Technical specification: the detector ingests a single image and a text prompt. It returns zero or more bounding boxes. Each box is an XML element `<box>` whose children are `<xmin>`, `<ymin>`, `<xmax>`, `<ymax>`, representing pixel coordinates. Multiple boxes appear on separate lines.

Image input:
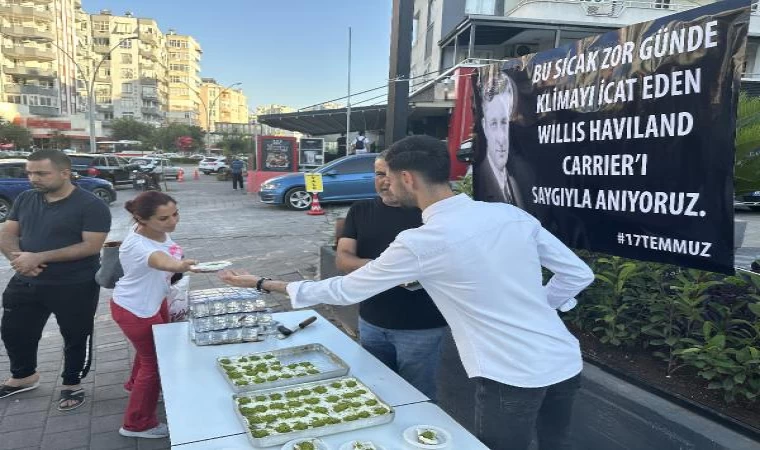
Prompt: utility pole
<box><xmin>386</xmin><ymin>0</ymin><xmax>414</xmax><ymax>144</ymax></box>
<box><xmin>346</xmin><ymin>27</ymin><xmax>352</xmax><ymax>144</ymax></box>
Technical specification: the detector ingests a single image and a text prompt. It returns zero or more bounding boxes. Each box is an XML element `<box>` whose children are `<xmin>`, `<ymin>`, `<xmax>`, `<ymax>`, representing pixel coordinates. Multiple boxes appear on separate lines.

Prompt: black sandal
<box><xmin>0</xmin><ymin>381</ymin><xmax>39</xmax><ymax>399</ymax></box>
<box><xmin>57</xmin><ymin>388</ymin><xmax>85</xmax><ymax>411</ymax></box>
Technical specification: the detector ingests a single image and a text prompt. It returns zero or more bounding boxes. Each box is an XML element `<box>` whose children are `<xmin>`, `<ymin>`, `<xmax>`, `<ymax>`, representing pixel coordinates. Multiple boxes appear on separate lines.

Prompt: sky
<box><xmin>83</xmin><ymin>0</ymin><xmax>394</xmax><ymax>111</ymax></box>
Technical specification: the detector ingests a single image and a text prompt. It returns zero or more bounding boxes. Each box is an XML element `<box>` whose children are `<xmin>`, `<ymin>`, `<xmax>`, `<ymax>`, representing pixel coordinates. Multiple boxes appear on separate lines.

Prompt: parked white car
<box><xmin>129</xmin><ymin>157</ymin><xmax>182</xmax><ymax>179</ymax></box>
<box><xmin>198</xmin><ymin>156</ymin><xmax>229</xmax><ymax>174</ymax></box>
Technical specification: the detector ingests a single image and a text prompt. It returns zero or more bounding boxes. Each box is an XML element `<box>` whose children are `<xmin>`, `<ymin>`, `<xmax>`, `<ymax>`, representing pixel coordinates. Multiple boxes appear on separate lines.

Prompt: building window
<box><xmin>99</xmin><ymin>67</ymin><xmax>111</xmax><ymax>77</ymax></box>
<box><xmin>122</xmin><ymin>112</ymin><xmax>134</xmax><ymax>118</ymax></box>
<box><xmin>93</xmin><ymin>37</ymin><xmax>109</xmax><ymax>46</ymax></box>
<box><xmin>654</xmin><ymin>0</ymin><xmax>671</xmax><ymax>9</ymax></box>
<box><xmin>119</xmin><ymin>39</ymin><xmax>132</xmax><ymax>49</ymax></box>
<box><xmin>121</xmin><ymin>53</ymin><xmax>132</xmax><ymax>64</ymax></box>
<box><xmin>94</xmin><ymin>21</ymin><xmax>109</xmax><ymax>32</ymax></box>
<box><xmin>465</xmin><ymin>0</ymin><xmax>496</xmax><ymax>15</ymax></box>
<box><xmin>412</xmin><ymin>12</ymin><xmax>420</xmax><ymax>47</ymax></box>
<box><xmin>6</xmin><ymin>95</ymin><xmax>21</xmax><ymax>104</ymax></box>
<box><xmin>103</xmin><ymin>111</ymin><xmax>114</xmax><ymax>120</ymax></box>
<box><xmin>122</xmin><ymin>82</ymin><xmax>133</xmax><ymax>94</ymax></box>
<box><xmin>121</xmin><ymin>68</ymin><xmax>134</xmax><ymax>79</ymax></box>
<box><xmin>114</xmin><ymin>23</ymin><xmax>131</xmax><ymax>34</ymax></box>
<box><xmin>121</xmin><ymin>98</ymin><xmax>135</xmax><ymax>109</ymax></box>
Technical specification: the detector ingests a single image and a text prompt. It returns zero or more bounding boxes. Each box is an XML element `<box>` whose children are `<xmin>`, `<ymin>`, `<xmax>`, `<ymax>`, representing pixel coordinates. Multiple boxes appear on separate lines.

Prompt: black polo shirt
<box><xmin>8</xmin><ymin>187</ymin><xmax>111</xmax><ymax>285</ymax></box>
<box><xmin>341</xmin><ymin>198</ymin><xmax>446</xmax><ymax>330</ymax></box>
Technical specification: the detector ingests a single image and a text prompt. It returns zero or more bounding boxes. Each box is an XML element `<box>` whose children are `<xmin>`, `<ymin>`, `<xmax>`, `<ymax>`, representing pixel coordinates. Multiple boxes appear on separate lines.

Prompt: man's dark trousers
<box><xmin>1</xmin><ymin>277</ymin><xmax>99</xmax><ymax>385</ymax></box>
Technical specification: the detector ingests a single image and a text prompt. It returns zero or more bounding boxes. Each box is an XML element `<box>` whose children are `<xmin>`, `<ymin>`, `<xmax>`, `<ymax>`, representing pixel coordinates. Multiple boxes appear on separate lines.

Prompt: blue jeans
<box><xmin>358</xmin><ymin>318</ymin><xmax>446</xmax><ymax>401</ymax></box>
<box><xmin>474</xmin><ymin>374</ymin><xmax>581</xmax><ymax>450</ymax></box>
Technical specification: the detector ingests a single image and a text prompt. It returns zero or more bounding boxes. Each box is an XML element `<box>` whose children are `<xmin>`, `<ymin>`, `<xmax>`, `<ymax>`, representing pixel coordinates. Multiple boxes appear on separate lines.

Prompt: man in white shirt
<box><xmin>351</xmin><ymin>131</ymin><xmax>370</xmax><ymax>154</ymax></box>
<box><xmin>220</xmin><ymin>135</ymin><xmax>595</xmax><ymax>450</ymax></box>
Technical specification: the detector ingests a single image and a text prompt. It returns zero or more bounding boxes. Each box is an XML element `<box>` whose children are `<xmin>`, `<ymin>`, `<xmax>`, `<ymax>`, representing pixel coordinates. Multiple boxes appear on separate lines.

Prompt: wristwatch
<box><xmin>256</xmin><ymin>277</ymin><xmax>272</xmax><ymax>293</ymax></box>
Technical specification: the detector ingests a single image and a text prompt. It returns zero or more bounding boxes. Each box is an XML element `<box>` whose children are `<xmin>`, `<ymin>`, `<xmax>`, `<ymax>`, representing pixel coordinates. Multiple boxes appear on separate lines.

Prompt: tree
<box><xmin>0</xmin><ymin>120</ymin><xmax>32</xmax><ymax>149</ymax></box>
<box><xmin>218</xmin><ymin>133</ymin><xmax>252</xmax><ymax>155</ymax></box>
<box><xmin>734</xmin><ymin>93</ymin><xmax>760</xmax><ymax>195</ymax></box>
<box><xmin>109</xmin><ymin>118</ymin><xmax>155</xmax><ymax>143</ymax></box>
<box><xmin>150</xmin><ymin>123</ymin><xmax>205</xmax><ymax>152</ymax></box>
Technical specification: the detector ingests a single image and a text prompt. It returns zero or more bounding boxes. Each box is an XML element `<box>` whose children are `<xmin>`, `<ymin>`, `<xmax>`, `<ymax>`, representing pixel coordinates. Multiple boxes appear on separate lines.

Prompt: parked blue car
<box><xmin>259</xmin><ymin>154</ymin><xmax>377</xmax><ymax>210</ymax></box>
<box><xmin>0</xmin><ymin>159</ymin><xmax>117</xmax><ymax>222</ymax></box>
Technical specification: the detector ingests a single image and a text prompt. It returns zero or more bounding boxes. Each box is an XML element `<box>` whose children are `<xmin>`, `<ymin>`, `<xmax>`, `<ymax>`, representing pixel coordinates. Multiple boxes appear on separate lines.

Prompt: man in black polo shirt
<box><xmin>0</xmin><ymin>150</ymin><xmax>111</xmax><ymax>412</ymax></box>
<box><xmin>337</xmin><ymin>151</ymin><xmax>447</xmax><ymax>401</ymax></box>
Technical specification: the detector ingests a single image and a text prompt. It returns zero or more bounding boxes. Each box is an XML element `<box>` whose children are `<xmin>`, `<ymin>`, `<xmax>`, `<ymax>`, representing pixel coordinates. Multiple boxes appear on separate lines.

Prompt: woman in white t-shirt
<box><xmin>111</xmin><ymin>191</ymin><xmax>198</xmax><ymax>439</ymax></box>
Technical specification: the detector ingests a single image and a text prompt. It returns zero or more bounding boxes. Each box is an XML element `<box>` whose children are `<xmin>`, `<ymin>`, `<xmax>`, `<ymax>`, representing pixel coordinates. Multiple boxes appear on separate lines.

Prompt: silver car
<box><xmin>129</xmin><ymin>157</ymin><xmax>181</xmax><ymax>179</ymax></box>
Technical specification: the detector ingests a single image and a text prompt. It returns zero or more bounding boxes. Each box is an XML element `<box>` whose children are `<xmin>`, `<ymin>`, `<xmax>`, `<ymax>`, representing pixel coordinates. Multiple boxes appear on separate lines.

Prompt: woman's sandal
<box><xmin>57</xmin><ymin>388</ymin><xmax>86</xmax><ymax>411</ymax></box>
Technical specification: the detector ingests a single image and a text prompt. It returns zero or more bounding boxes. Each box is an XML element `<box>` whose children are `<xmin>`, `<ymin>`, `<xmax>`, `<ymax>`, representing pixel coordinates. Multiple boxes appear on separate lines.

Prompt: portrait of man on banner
<box><xmin>474</xmin><ymin>64</ymin><xmax>521</xmax><ymax>206</ymax></box>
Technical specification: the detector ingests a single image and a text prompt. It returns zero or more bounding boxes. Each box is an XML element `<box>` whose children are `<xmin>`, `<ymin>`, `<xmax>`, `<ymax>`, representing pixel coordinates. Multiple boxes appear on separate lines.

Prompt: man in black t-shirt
<box><xmin>337</xmin><ymin>151</ymin><xmax>447</xmax><ymax>401</ymax></box>
<box><xmin>0</xmin><ymin>150</ymin><xmax>111</xmax><ymax>412</ymax></box>
<box><xmin>336</xmin><ymin>133</ymin><xmax>347</xmax><ymax>158</ymax></box>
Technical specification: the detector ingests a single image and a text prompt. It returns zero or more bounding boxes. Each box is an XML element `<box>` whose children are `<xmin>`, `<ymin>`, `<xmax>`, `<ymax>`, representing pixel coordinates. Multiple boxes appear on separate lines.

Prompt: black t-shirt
<box><xmin>337</xmin><ymin>136</ymin><xmax>347</xmax><ymax>157</ymax></box>
<box><xmin>341</xmin><ymin>198</ymin><xmax>446</xmax><ymax>330</ymax></box>
<box><xmin>8</xmin><ymin>187</ymin><xmax>112</xmax><ymax>285</ymax></box>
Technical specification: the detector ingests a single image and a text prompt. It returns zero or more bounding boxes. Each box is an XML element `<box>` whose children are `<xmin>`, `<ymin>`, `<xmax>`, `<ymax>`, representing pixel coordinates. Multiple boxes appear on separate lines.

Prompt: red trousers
<box><xmin>110</xmin><ymin>299</ymin><xmax>168</xmax><ymax>431</ymax></box>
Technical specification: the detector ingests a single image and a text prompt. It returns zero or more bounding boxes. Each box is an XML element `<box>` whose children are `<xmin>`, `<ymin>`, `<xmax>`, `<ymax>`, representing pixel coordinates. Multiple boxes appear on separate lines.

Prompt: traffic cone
<box><xmin>177</xmin><ymin>168</ymin><xmax>185</xmax><ymax>182</ymax></box>
<box><xmin>307</xmin><ymin>193</ymin><xmax>325</xmax><ymax>215</ymax></box>
<box><xmin>193</xmin><ymin>169</ymin><xmax>200</xmax><ymax>180</ymax></box>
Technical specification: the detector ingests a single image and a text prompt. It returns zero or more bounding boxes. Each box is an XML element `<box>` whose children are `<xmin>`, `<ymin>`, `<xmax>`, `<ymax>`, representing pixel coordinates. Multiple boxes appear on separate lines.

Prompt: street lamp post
<box><xmin>36</xmin><ymin>35</ymin><xmax>138</xmax><ymax>152</ymax></box>
<box><xmin>206</xmin><ymin>82</ymin><xmax>242</xmax><ymax>146</ymax></box>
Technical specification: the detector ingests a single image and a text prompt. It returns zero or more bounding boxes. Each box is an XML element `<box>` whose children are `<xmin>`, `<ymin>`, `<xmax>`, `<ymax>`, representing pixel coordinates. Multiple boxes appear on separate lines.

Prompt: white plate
<box><xmin>338</xmin><ymin>440</ymin><xmax>386</xmax><ymax>450</ymax></box>
<box><xmin>281</xmin><ymin>438</ymin><xmax>330</xmax><ymax>450</ymax></box>
<box><xmin>190</xmin><ymin>260</ymin><xmax>232</xmax><ymax>272</ymax></box>
<box><xmin>402</xmin><ymin>425</ymin><xmax>452</xmax><ymax>449</ymax></box>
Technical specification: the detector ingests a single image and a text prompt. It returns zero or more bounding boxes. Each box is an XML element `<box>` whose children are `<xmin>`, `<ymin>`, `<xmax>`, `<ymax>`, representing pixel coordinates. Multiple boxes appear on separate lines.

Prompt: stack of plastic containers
<box><xmin>187</xmin><ymin>287</ymin><xmax>279</xmax><ymax>345</ymax></box>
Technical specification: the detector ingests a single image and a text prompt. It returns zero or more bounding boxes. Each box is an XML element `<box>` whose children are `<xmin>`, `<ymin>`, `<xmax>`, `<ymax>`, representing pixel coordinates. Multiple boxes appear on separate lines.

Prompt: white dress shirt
<box><xmin>288</xmin><ymin>194</ymin><xmax>595</xmax><ymax>388</ymax></box>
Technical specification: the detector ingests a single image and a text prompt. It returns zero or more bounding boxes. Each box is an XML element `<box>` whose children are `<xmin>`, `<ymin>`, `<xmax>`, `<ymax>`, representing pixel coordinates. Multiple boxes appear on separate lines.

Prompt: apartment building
<box><xmin>410</xmin><ymin>0</ymin><xmax>760</xmax><ymax>99</ymax></box>
<box><xmin>79</xmin><ymin>10</ymin><xmax>166</xmax><ymax>128</ymax></box>
<box><xmin>254</xmin><ymin>104</ymin><xmax>301</xmax><ymax>137</ymax></box>
<box><xmin>200</xmin><ymin>77</ymin><xmax>248</xmax><ymax>132</ymax></box>
<box><xmin>0</xmin><ymin>0</ymin><xmax>79</xmax><ymax>118</ymax></box>
<box><xmin>166</xmin><ymin>30</ymin><xmax>202</xmax><ymax>126</ymax></box>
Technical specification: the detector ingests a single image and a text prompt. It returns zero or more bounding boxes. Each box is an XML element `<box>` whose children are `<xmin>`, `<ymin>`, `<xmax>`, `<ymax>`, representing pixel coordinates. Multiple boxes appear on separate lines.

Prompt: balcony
<box><xmin>96</xmin><ymin>104</ymin><xmax>113</xmax><ymax>111</ymax></box>
<box><xmin>141</xmin><ymin>106</ymin><xmax>161</xmax><ymax>116</ymax></box>
<box><xmin>0</xmin><ymin>5</ymin><xmax>53</xmax><ymax>21</ymax></box>
<box><xmin>2</xmin><ymin>45</ymin><xmax>55</xmax><ymax>61</ymax></box>
<box><xmin>2</xmin><ymin>65</ymin><xmax>56</xmax><ymax>79</ymax></box>
<box><xmin>3</xmin><ymin>84</ymin><xmax>57</xmax><ymax>97</ymax></box>
<box><xmin>0</xmin><ymin>25</ymin><xmax>54</xmax><ymax>41</ymax></box>
<box><xmin>93</xmin><ymin>44</ymin><xmax>111</xmax><ymax>54</ymax></box>
<box><xmin>139</xmin><ymin>32</ymin><xmax>158</xmax><ymax>45</ymax></box>
<box><xmin>503</xmin><ymin>0</ymin><xmax>698</xmax><ymax>25</ymax></box>
<box><xmin>28</xmin><ymin>105</ymin><xmax>59</xmax><ymax>116</ymax></box>
<box><xmin>141</xmin><ymin>90</ymin><xmax>158</xmax><ymax>99</ymax></box>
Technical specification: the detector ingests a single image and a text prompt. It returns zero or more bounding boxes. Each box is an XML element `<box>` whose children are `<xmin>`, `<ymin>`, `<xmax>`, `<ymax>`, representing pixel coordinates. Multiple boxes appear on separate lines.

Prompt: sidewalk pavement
<box><xmin>0</xmin><ymin>175</ymin><xmax>348</xmax><ymax>450</ymax></box>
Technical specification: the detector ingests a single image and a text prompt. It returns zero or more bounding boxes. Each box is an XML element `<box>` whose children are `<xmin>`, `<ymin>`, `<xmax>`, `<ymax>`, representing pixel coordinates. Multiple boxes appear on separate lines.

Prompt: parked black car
<box><xmin>69</xmin><ymin>153</ymin><xmax>139</xmax><ymax>186</ymax></box>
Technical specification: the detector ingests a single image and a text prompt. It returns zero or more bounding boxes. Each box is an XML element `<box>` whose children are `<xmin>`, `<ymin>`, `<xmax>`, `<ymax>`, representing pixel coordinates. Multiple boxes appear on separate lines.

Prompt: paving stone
<box><xmin>94</xmin><ymin>384</ymin><xmax>130</xmax><ymax>401</ymax></box>
<box><xmin>0</xmin><ymin>410</ymin><xmax>48</xmax><ymax>432</ymax></box>
<box><xmin>4</xmin><ymin>396</ymin><xmax>52</xmax><ymax>414</ymax></box>
<box><xmin>44</xmin><ymin>411</ymin><xmax>91</xmax><ymax>434</ymax></box>
<box><xmin>89</xmin><ymin>431</ymin><xmax>137</xmax><ymax>450</ymax></box>
<box><xmin>94</xmin><ymin>371</ymin><xmax>129</xmax><ymax>388</ymax></box>
<box><xmin>92</xmin><ymin>397</ymin><xmax>129</xmax><ymax>417</ymax></box>
<box><xmin>90</xmin><ymin>413</ymin><xmax>124</xmax><ymax>435</ymax></box>
<box><xmin>94</xmin><ymin>359</ymin><xmax>132</xmax><ymax>374</ymax></box>
<box><xmin>40</xmin><ymin>428</ymin><xmax>91</xmax><ymax>450</ymax></box>
<box><xmin>0</xmin><ymin>427</ymin><xmax>43</xmax><ymax>449</ymax></box>
<box><xmin>136</xmin><ymin>437</ymin><xmax>170</xmax><ymax>450</ymax></box>
<box><xmin>95</xmin><ymin>349</ymin><xmax>130</xmax><ymax>363</ymax></box>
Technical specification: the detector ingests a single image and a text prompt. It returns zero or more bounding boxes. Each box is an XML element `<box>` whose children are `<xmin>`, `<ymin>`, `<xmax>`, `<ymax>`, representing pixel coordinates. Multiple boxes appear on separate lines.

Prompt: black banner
<box><xmin>472</xmin><ymin>0</ymin><xmax>750</xmax><ymax>274</ymax></box>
